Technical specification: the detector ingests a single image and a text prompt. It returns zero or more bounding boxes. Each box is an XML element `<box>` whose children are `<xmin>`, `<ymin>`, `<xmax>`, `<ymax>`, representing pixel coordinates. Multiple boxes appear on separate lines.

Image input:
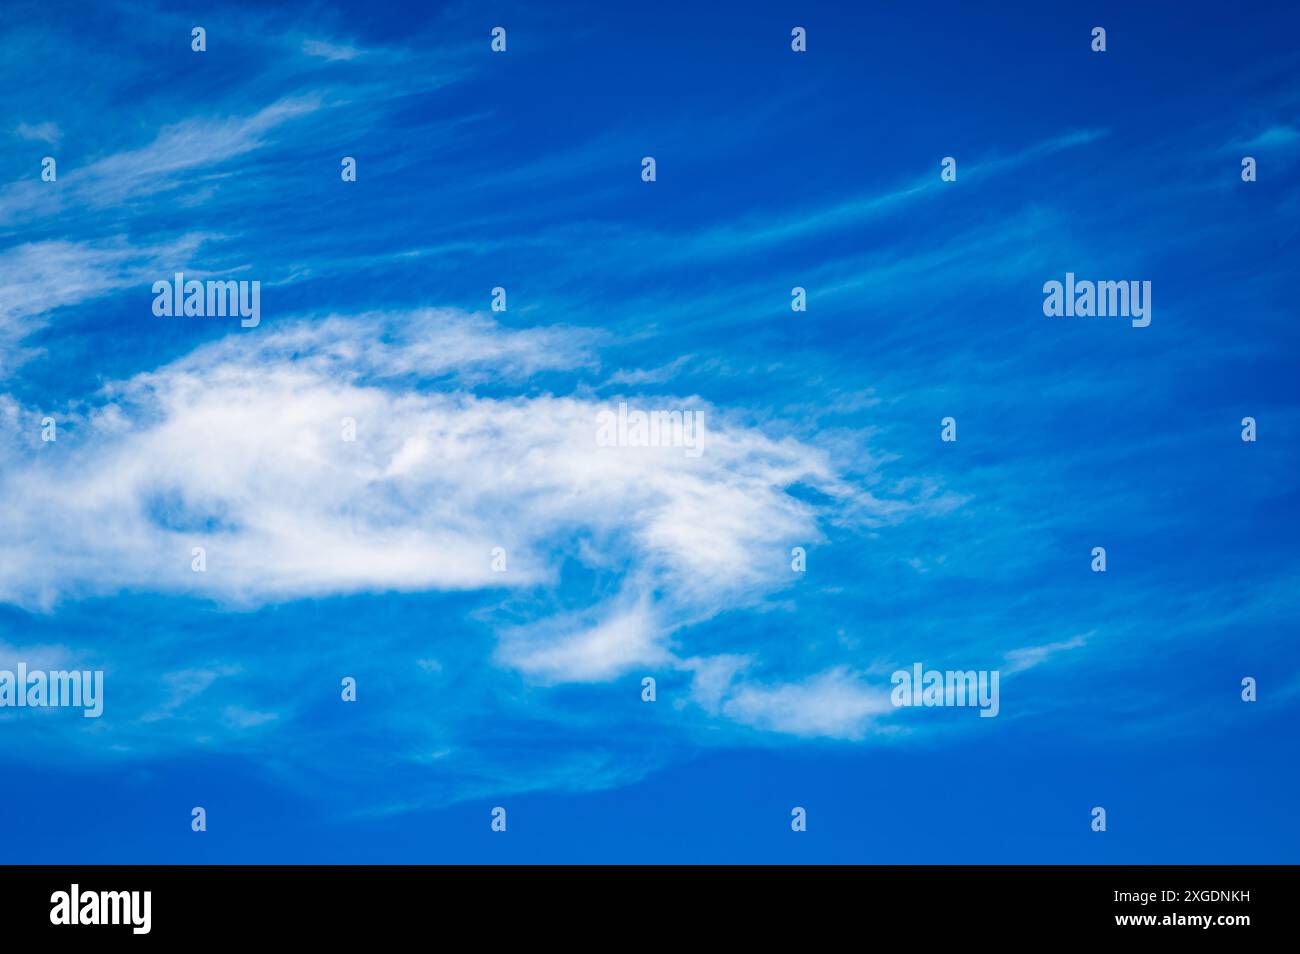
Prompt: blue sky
<box><xmin>1</xmin><ymin>0</ymin><xmax>1297</xmax><ymax>863</ymax></box>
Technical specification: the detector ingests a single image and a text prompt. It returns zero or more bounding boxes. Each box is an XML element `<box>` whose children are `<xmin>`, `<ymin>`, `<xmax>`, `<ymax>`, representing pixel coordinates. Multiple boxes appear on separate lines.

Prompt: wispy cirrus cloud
<box><xmin>13</xmin><ymin>120</ymin><xmax>60</xmax><ymax>144</ymax></box>
<box><xmin>0</xmin><ymin>305</ymin><xmax>918</xmax><ymax>615</ymax></box>
<box><xmin>716</xmin><ymin>666</ymin><xmax>894</xmax><ymax>740</ymax></box>
<box><xmin>0</xmin><ymin>235</ymin><xmax>209</xmax><ymax>368</ymax></box>
<box><xmin>0</xmin><ymin>301</ymin><xmax>967</xmax><ymax>806</ymax></box>
<box><xmin>1003</xmin><ymin>634</ymin><xmax>1090</xmax><ymax>674</ymax></box>
<box><xmin>301</xmin><ymin>38</ymin><xmax>365</xmax><ymax>61</ymax></box>
<box><xmin>0</xmin><ymin>97</ymin><xmax>322</xmax><ymax>227</ymax></box>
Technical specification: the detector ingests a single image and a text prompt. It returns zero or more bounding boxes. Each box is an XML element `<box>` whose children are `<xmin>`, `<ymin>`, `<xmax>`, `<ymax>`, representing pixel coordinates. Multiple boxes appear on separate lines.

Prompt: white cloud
<box><xmin>222</xmin><ymin>705</ymin><xmax>279</xmax><ymax>729</ymax></box>
<box><xmin>682</xmin><ymin>653</ymin><xmax>751</xmax><ymax>711</ymax></box>
<box><xmin>607</xmin><ymin>355</ymin><xmax>693</xmax><ymax>385</ymax></box>
<box><xmin>0</xmin><ymin>308</ymin><xmax>949</xmax><ymax>745</ymax></box>
<box><xmin>14</xmin><ymin>121</ymin><xmax>61</xmax><ymax>145</ymax></box>
<box><xmin>0</xmin><ymin>97</ymin><xmax>321</xmax><ymax>225</ymax></box>
<box><xmin>302</xmin><ymin>39</ymin><xmax>363</xmax><ymax>61</ymax></box>
<box><xmin>718</xmin><ymin>667</ymin><xmax>893</xmax><ymax>740</ymax></box>
<box><xmin>0</xmin><ymin>310</ymin><xmax>844</xmax><ymax>619</ymax></box>
<box><xmin>139</xmin><ymin>667</ymin><xmax>235</xmax><ymax>723</ymax></box>
<box><xmin>496</xmin><ymin>598</ymin><xmax>668</xmax><ymax>684</ymax></box>
<box><xmin>0</xmin><ymin>235</ymin><xmax>207</xmax><ymax>366</ymax></box>
<box><xmin>1003</xmin><ymin>633</ymin><xmax>1090</xmax><ymax>673</ymax></box>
